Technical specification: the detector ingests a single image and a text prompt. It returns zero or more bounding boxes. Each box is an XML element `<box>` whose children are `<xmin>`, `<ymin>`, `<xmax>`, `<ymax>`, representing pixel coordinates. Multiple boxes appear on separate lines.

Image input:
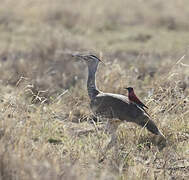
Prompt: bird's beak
<box><xmin>124</xmin><ymin>87</ymin><xmax>129</xmax><ymax>90</ymax></box>
<box><xmin>71</xmin><ymin>53</ymin><xmax>85</xmax><ymax>60</ymax></box>
<box><xmin>72</xmin><ymin>53</ymin><xmax>106</xmax><ymax>65</ymax></box>
<box><xmin>99</xmin><ymin>58</ymin><xmax>106</xmax><ymax>65</ymax></box>
<box><xmin>72</xmin><ymin>54</ymin><xmax>89</xmax><ymax>64</ymax></box>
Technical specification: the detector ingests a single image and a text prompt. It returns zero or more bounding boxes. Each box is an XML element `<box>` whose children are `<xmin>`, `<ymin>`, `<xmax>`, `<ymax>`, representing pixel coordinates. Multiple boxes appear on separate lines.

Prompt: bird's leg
<box><xmin>104</xmin><ymin>131</ymin><xmax>117</xmax><ymax>153</ymax></box>
<box><xmin>99</xmin><ymin>119</ymin><xmax>121</xmax><ymax>162</ymax></box>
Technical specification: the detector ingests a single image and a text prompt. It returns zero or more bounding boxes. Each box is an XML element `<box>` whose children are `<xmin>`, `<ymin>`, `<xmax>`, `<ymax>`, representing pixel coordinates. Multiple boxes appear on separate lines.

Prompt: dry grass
<box><xmin>0</xmin><ymin>0</ymin><xmax>189</xmax><ymax>179</ymax></box>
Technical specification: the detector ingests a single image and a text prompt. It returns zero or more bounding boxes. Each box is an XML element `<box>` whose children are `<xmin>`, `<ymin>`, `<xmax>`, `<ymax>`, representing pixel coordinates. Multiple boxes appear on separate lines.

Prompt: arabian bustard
<box><xmin>72</xmin><ymin>54</ymin><xmax>165</xmax><ymax>159</ymax></box>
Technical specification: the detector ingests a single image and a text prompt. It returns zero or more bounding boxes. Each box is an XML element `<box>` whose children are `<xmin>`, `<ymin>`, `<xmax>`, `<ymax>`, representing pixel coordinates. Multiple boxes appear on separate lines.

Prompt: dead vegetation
<box><xmin>0</xmin><ymin>0</ymin><xmax>189</xmax><ymax>179</ymax></box>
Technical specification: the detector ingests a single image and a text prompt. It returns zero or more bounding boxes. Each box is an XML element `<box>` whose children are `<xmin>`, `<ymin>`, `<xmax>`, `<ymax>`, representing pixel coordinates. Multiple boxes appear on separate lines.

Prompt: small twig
<box><xmin>53</xmin><ymin>89</ymin><xmax>68</xmax><ymax>103</ymax></box>
<box><xmin>180</xmin><ymin>62</ymin><xmax>189</xmax><ymax>67</ymax></box>
<box><xmin>167</xmin><ymin>164</ymin><xmax>189</xmax><ymax>170</ymax></box>
<box><xmin>176</xmin><ymin>55</ymin><xmax>185</xmax><ymax>64</ymax></box>
<box><xmin>137</xmin><ymin>118</ymin><xmax>150</xmax><ymax>144</ymax></box>
<box><xmin>16</xmin><ymin>76</ymin><xmax>29</xmax><ymax>86</ymax></box>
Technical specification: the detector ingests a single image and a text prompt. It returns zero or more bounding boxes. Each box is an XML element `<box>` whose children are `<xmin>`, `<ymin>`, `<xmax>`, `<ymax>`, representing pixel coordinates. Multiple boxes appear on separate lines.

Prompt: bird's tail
<box><xmin>145</xmin><ymin>119</ymin><xmax>161</xmax><ymax>135</ymax></box>
<box><xmin>136</xmin><ymin>115</ymin><xmax>163</xmax><ymax>136</ymax></box>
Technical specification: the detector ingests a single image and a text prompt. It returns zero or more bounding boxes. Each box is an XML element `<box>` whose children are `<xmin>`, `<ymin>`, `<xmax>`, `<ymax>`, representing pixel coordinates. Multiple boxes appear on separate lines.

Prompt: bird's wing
<box><xmin>91</xmin><ymin>92</ymin><xmax>148</xmax><ymax>121</ymax></box>
<box><xmin>131</xmin><ymin>94</ymin><xmax>148</xmax><ymax>109</ymax></box>
<box><xmin>90</xmin><ymin>93</ymin><xmax>162</xmax><ymax>136</ymax></box>
<box><xmin>137</xmin><ymin>99</ymin><xmax>148</xmax><ymax>109</ymax></box>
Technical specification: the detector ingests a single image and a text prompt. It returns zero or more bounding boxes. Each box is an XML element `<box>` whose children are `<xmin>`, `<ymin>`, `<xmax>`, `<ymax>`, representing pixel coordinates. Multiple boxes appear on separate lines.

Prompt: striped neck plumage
<box><xmin>87</xmin><ymin>63</ymin><xmax>99</xmax><ymax>100</ymax></box>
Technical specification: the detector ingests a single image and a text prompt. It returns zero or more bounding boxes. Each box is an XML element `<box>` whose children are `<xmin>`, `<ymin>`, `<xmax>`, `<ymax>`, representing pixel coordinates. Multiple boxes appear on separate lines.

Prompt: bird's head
<box><xmin>125</xmin><ymin>87</ymin><xmax>134</xmax><ymax>93</ymax></box>
<box><xmin>72</xmin><ymin>54</ymin><xmax>104</xmax><ymax>67</ymax></box>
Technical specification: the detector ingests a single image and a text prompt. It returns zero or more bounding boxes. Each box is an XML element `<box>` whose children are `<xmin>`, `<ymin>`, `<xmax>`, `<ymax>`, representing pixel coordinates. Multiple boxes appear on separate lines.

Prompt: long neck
<box><xmin>87</xmin><ymin>64</ymin><xmax>99</xmax><ymax>100</ymax></box>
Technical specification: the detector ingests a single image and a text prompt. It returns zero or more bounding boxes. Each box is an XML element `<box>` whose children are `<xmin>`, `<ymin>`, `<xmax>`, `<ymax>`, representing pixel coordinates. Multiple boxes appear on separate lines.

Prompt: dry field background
<box><xmin>0</xmin><ymin>0</ymin><xmax>189</xmax><ymax>179</ymax></box>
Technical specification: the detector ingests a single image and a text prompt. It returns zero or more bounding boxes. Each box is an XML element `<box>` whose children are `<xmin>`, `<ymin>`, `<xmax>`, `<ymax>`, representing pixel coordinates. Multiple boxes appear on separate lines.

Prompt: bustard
<box><xmin>73</xmin><ymin>54</ymin><xmax>166</xmax><ymax>160</ymax></box>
